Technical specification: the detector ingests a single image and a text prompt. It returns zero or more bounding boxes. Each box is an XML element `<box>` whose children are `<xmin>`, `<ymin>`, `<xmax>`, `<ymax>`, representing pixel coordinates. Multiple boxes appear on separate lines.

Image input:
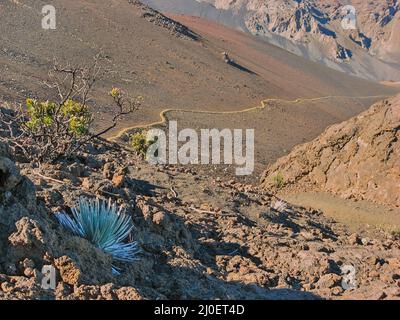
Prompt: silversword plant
<box><xmin>56</xmin><ymin>197</ymin><xmax>140</xmax><ymax>274</ymax></box>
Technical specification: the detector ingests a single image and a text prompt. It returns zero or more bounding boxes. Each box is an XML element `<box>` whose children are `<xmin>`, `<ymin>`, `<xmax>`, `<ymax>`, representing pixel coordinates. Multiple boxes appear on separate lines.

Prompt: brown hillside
<box><xmin>0</xmin><ymin>0</ymin><xmax>397</xmax><ymax>138</ymax></box>
<box><xmin>261</xmin><ymin>95</ymin><xmax>400</xmax><ymax>208</ymax></box>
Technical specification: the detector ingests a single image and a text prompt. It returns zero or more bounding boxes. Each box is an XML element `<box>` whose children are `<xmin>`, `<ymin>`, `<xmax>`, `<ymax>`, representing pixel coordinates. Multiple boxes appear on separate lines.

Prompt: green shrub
<box><xmin>25</xmin><ymin>98</ymin><xmax>92</xmax><ymax>137</ymax></box>
<box><xmin>0</xmin><ymin>59</ymin><xmax>142</xmax><ymax>163</ymax></box>
<box><xmin>272</xmin><ymin>172</ymin><xmax>285</xmax><ymax>189</ymax></box>
<box><xmin>129</xmin><ymin>132</ymin><xmax>155</xmax><ymax>158</ymax></box>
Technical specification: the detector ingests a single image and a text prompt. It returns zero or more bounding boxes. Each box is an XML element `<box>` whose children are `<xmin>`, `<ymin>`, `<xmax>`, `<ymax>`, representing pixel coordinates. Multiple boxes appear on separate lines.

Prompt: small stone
<box><xmin>67</xmin><ymin>163</ymin><xmax>86</xmax><ymax>177</ymax></box>
<box><xmin>81</xmin><ymin>177</ymin><xmax>92</xmax><ymax>189</ymax></box>
<box><xmin>206</xmin><ymin>268</ymin><xmax>214</xmax><ymax>275</ymax></box>
<box><xmin>348</xmin><ymin>233</ymin><xmax>361</xmax><ymax>245</ymax></box>
<box><xmin>55</xmin><ymin>256</ymin><xmax>82</xmax><ymax>286</ymax></box>
<box><xmin>43</xmin><ymin>189</ymin><xmax>63</xmax><ymax>204</ymax></box>
<box><xmin>361</xmin><ymin>238</ymin><xmax>372</xmax><ymax>246</ymax></box>
<box><xmin>365</xmin><ymin>256</ymin><xmax>379</xmax><ymax>265</ymax></box>
<box><xmin>103</xmin><ymin>162</ymin><xmax>114</xmax><ymax>179</ymax></box>
<box><xmin>23</xmin><ymin>267</ymin><xmax>35</xmax><ymax>277</ymax></box>
<box><xmin>369</xmin><ymin>270</ymin><xmax>380</xmax><ymax>278</ymax></box>
<box><xmin>22</xmin><ymin>258</ymin><xmax>35</xmax><ymax>269</ymax></box>
<box><xmin>1</xmin><ymin>282</ymin><xmax>13</xmax><ymax>293</ymax></box>
<box><xmin>115</xmin><ymin>287</ymin><xmax>144</xmax><ymax>300</ymax></box>
<box><xmin>331</xmin><ymin>286</ymin><xmax>344</xmax><ymax>295</ymax></box>
<box><xmin>112</xmin><ymin>174</ymin><xmax>125</xmax><ymax>188</ymax></box>
<box><xmin>152</xmin><ymin>211</ymin><xmax>170</xmax><ymax>229</ymax></box>
<box><xmin>0</xmin><ymin>157</ymin><xmax>22</xmax><ymax>192</ymax></box>
<box><xmin>315</xmin><ymin>274</ymin><xmax>342</xmax><ymax>289</ymax></box>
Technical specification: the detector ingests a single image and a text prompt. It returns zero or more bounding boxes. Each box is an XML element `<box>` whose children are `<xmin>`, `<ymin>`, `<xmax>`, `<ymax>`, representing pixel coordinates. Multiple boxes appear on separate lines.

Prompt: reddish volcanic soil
<box><xmin>0</xmin><ymin>0</ymin><xmax>397</xmax><ymax>139</ymax></box>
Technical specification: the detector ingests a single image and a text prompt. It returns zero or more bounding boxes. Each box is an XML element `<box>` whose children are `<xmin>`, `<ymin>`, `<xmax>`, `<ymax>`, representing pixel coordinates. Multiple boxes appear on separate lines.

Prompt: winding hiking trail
<box><xmin>109</xmin><ymin>94</ymin><xmax>390</xmax><ymax>141</ymax></box>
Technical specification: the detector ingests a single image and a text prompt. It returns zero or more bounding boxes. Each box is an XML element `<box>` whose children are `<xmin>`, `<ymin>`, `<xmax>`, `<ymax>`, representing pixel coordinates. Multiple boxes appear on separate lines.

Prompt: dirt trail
<box><xmin>109</xmin><ymin>94</ymin><xmax>390</xmax><ymax>140</ymax></box>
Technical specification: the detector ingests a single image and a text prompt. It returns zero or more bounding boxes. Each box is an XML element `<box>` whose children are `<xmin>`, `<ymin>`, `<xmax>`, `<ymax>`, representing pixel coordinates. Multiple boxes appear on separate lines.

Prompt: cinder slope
<box><xmin>169</xmin><ymin>14</ymin><xmax>398</xmax><ymax>98</ymax></box>
<box><xmin>261</xmin><ymin>95</ymin><xmax>400</xmax><ymax>208</ymax></box>
<box><xmin>142</xmin><ymin>0</ymin><xmax>400</xmax><ymax>81</ymax></box>
<box><xmin>0</xmin><ymin>0</ymin><xmax>397</xmax><ymax>136</ymax></box>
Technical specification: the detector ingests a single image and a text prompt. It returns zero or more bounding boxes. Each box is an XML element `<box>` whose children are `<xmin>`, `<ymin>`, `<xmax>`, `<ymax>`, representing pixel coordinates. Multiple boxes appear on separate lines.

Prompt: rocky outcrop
<box><xmin>1</xmin><ymin>136</ymin><xmax>400</xmax><ymax>300</ymax></box>
<box><xmin>261</xmin><ymin>95</ymin><xmax>400</xmax><ymax>208</ymax></box>
<box><xmin>142</xmin><ymin>0</ymin><xmax>400</xmax><ymax>80</ymax></box>
<box><xmin>0</xmin><ymin>157</ymin><xmax>22</xmax><ymax>193</ymax></box>
<box><xmin>215</xmin><ymin>0</ymin><xmax>400</xmax><ymax>65</ymax></box>
<box><xmin>0</xmin><ymin>141</ymin><xmax>125</xmax><ymax>299</ymax></box>
<box><xmin>129</xmin><ymin>0</ymin><xmax>199</xmax><ymax>40</ymax></box>
<box><xmin>242</xmin><ymin>0</ymin><xmax>400</xmax><ymax>61</ymax></box>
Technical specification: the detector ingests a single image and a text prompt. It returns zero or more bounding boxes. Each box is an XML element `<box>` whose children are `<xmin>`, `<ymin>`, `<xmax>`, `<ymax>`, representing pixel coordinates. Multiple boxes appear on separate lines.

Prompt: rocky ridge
<box><xmin>129</xmin><ymin>0</ymin><xmax>200</xmax><ymax>40</ymax></box>
<box><xmin>243</xmin><ymin>0</ymin><xmax>400</xmax><ymax>62</ymax></box>
<box><xmin>261</xmin><ymin>94</ymin><xmax>400</xmax><ymax>209</ymax></box>
<box><xmin>141</xmin><ymin>0</ymin><xmax>400</xmax><ymax>81</ymax></box>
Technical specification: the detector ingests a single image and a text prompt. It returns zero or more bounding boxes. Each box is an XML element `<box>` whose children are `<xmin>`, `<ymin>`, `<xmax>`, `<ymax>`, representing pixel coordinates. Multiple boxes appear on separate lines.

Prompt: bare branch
<box><xmin>0</xmin><ymin>55</ymin><xmax>141</xmax><ymax>164</ymax></box>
